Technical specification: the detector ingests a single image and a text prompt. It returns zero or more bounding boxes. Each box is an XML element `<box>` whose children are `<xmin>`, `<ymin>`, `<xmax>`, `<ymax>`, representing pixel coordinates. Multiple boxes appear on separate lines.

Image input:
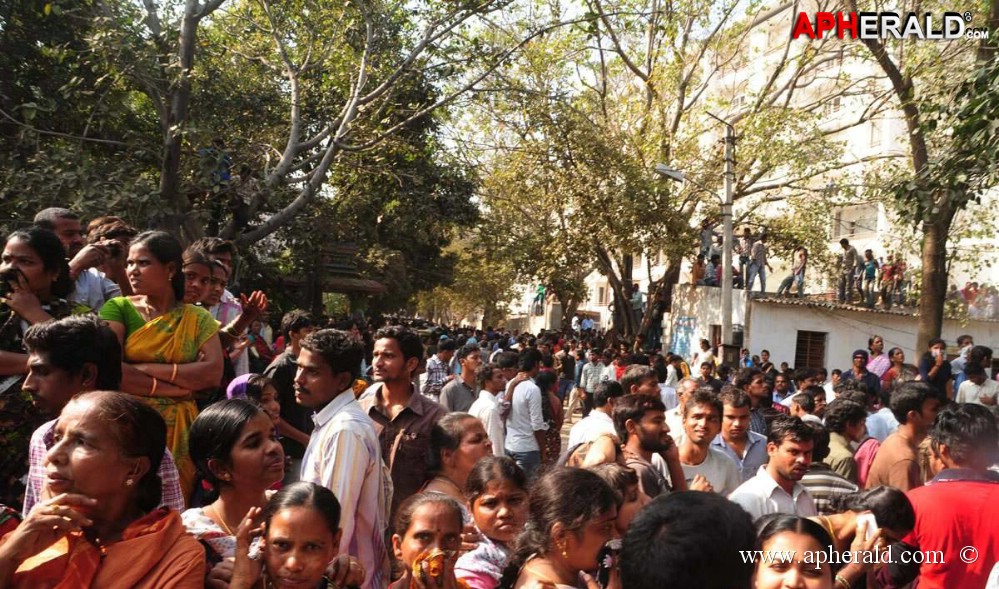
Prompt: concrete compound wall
<box><xmin>745</xmin><ymin>301</ymin><xmax>999</xmax><ymax>370</ymax></box>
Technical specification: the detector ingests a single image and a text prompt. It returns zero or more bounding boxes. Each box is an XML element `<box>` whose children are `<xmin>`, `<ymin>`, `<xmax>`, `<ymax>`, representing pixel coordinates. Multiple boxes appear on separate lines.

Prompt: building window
<box><xmin>824</xmin><ymin>95</ymin><xmax>842</xmax><ymax>115</ymax></box>
<box><xmin>868</xmin><ymin>118</ymin><xmax>882</xmax><ymax>149</ymax></box>
<box><xmin>710</xmin><ymin>325</ymin><xmax>721</xmax><ymax>354</ymax></box>
<box><xmin>832</xmin><ymin>205</ymin><xmax>878</xmax><ymax>238</ymax></box>
<box><xmin>598</xmin><ymin>287</ymin><xmax>607</xmax><ymax>305</ymax></box>
<box><xmin>794</xmin><ymin>331</ymin><xmax>827</xmax><ymax>369</ymax></box>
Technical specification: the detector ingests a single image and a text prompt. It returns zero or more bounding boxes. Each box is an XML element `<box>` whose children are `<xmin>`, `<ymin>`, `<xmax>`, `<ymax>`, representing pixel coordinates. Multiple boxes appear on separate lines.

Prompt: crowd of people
<box><xmin>0</xmin><ymin>208</ymin><xmax>997</xmax><ymax>589</ymax></box>
<box><xmin>949</xmin><ymin>282</ymin><xmax>999</xmax><ymax>319</ymax></box>
<box><xmin>692</xmin><ymin>230</ymin><xmax>917</xmax><ymax>307</ymax></box>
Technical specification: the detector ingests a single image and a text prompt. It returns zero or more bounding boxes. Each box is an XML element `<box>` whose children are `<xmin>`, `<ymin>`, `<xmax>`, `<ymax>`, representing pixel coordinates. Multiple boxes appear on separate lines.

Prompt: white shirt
<box><xmin>567</xmin><ymin>410</ymin><xmax>616</xmax><ymax>448</ymax></box>
<box><xmin>665</xmin><ymin>406</ymin><xmax>686</xmax><ymax>445</ymax></box>
<box><xmin>866</xmin><ymin>407</ymin><xmax>900</xmax><ymax>443</ymax></box>
<box><xmin>681</xmin><ymin>447</ymin><xmax>741</xmax><ymax>496</ymax></box>
<box><xmin>824</xmin><ymin>381</ymin><xmax>838</xmax><ymax>401</ymax></box>
<box><xmin>469</xmin><ymin>390</ymin><xmax>505</xmax><ymax>457</ymax></box>
<box><xmin>651</xmin><ymin>453</ymin><xmax>674</xmax><ymax>488</ymax></box>
<box><xmin>505</xmin><ymin>379</ymin><xmax>548</xmax><ymax>453</ymax></box>
<box><xmin>951</xmin><ymin>345</ymin><xmax>973</xmax><ymax>373</ymax></box>
<box><xmin>663</xmin><ymin>365</ymin><xmax>679</xmax><ymax>388</ymax></box>
<box><xmin>603</xmin><ymin>363</ymin><xmax>618</xmax><ymax>382</ymax></box>
<box><xmin>956</xmin><ymin>378</ymin><xmax>999</xmax><ymax>405</ymax></box>
<box><xmin>728</xmin><ymin>466</ymin><xmax>817</xmax><ymax>520</ymax></box>
<box><xmin>70</xmin><ymin>268</ymin><xmax>120</xmax><ymax>311</ymax></box>
<box><xmin>301</xmin><ymin>391</ymin><xmax>389</xmax><ymax>589</ymax></box>
<box><xmin>659</xmin><ymin>384</ymin><xmax>678</xmax><ymax>411</ymax></box>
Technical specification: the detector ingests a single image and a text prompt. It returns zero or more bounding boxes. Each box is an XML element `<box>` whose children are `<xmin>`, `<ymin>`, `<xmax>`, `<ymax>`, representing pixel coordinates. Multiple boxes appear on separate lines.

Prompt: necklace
<box><xmin>209</xmin><ymin>504</ymin><xmax>237</xmax><ymax>536</ymax></box>
<box><xmin>523</xmin><ymin>556</ymin><xmax>574</xmax><ymax>587</ymax></box>
<box><xmin>83</xmin><ymin>531</ymin><xmax>111</xmax><ymax>562</ymax></box>
<box><xmin>431</xmin><ymin>475</ymin><xmax>464</xmax><ymax>497</ymax></box>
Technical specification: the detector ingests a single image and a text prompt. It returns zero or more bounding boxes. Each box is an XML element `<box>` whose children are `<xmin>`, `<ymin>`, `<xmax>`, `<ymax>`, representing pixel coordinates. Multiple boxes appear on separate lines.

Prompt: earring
<box><xmin>125</xmin><ymin>478</ymin><xmax>134</xmax><ymax>487</ymax></box>
<box><xmin>558</xmin><ymin>541</ymin><xmax>567</xmax><ymax>559</ymax></box>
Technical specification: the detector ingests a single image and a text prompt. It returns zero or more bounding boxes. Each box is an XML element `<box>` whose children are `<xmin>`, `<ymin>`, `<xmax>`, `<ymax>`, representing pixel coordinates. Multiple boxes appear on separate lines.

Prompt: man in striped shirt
<box><xmin>799</xmin><ymin>423</ymin><xmax>858</xmax><ymax>515</ymax></box>
<box><xmin>21</xmin><ymin>315</ymin><xmax>185</xmax><ymax>515</ymax></box>
<box><xmin>297</xmin><ymin>329</ymin><xmax>389</xmax><ymax>589</ymax></box>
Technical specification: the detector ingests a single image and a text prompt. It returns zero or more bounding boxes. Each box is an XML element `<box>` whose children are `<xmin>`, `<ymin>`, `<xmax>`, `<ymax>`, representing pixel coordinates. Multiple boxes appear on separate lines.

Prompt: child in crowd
<box><xmin>391</xmin><ymin>494</ymin><xmax>466</xmax><ymax>589</ymax></box>
<box><xmin>229</xmin><ymin>482</ymin><xmax>362</xmax><ymax>589</ymax></box>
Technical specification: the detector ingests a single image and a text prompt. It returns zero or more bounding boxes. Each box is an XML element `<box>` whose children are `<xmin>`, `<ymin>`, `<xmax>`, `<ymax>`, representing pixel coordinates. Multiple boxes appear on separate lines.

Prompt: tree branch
<box><xmin>736</xmin><ymin>154</ymin><xmax>904</xmax><ymax>199</ymax></box>
<box><xmin>589</xmin><ymin>0</ymin><xmax>648</xmax><ymax>81</ymax></box>
<box><xmin>0</xmin><ymin>107</ymin><xmax>130</xmax><ymax>147</ymax></box>
<box><xmin>338</xmin><ymin>19</ymin><xmax>585</xmax><ymax>152</ymax></box>
<box><xmin>357</xmin><ymin>0</ymin><xmax>505</xmax><ymax>106</ymax></box>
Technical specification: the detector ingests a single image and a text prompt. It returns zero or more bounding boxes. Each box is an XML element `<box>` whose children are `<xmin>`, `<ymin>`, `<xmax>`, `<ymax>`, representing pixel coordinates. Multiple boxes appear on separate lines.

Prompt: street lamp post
<box><xmin>720</xmin><ymin>122</ymin><xmax>735</xmax><ymax>352</ymax></box>
<box><xmin>656</xmin><ymin>118</ymin><xmax>736</xmax><ymax>351</ymax></box>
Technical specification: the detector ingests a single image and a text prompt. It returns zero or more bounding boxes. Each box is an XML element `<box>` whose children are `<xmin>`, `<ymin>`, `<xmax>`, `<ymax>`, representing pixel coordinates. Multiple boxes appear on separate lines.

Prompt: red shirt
<box><xmin>903</xmin><ymin>469</ymin><xmax>999</xmax><ymax>589</ymax></box>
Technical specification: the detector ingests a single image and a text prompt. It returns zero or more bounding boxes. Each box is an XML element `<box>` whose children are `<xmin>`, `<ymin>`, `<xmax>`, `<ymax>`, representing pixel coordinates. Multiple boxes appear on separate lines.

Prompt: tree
<box><xmin>846</xmin><ymin>0</ymin><xmax>999</xmax><ymax>350</ymax></box>
<box><xmin>468</xmin><ymin>0</ymin><xmax>885</xmax><ymax>339</ymax></box>
<box><xmin>477</xmin><ymin>128</ymin><xmax>597</xmax><ymax>327</ymax></box>
<box><xmin>1</xmin><ymin>0</ymin><xmax>486</xmax><ymax>312</ymax></box>
<box><xmin>0</xmin><ymin>0</ymin><xmax>164</xmax><ymax>231</ymax></box>
<box><xmin>414</xmin><ymin>238</ymin><xmax>520</xmax><ymax>327</ymax></box>
<box><xmin>192</xmin><ymin>0</ymin><xmax>565</xmax><ymax>247</ymax></box>
<box><xmin>4</xmin><ymin>0</ymin><xmax>563</xmax><ymax>243</ymax></box>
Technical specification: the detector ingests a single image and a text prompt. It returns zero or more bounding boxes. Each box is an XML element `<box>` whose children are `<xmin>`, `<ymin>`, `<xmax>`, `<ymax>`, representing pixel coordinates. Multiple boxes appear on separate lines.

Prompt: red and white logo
<box><xmin>791</xmin><ymin>11</ymin><xmax>989</xmax><ymax>40</ymax></box>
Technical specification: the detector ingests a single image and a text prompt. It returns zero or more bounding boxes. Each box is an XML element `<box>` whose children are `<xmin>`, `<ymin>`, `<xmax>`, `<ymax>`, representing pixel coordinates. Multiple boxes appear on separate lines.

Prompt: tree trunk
<box><xmin>560</xmin><ymin>298</ymin><xmax>579</xmax><ymax>328</ymax></box>
<box><xmin>916</xmin><ymin>204</ymin><xmax>955</xmax><ymax>351</ymax></box>
<box><xmin>594</xmin><ymin>247</ymin><xmax>637</xmax><ymax>337</ymax></box>
<box><xmin>639</xmin><ymin>260</ymin><xmax>682</xmax><ymax>335</ymax></box>
<box><xmin>554</xmin><ymin>292</ymin><xmax>580</xmax><ymax>329</ymax></box>
<box><xmin>157</xmin><ymin>7</ymin><xmax>202</xmax><ymax>242</ymax></box>
<box><xmin>482</xmin><ymin>303</ymin><xmax>502</xmax><ymax>329</ymax></box>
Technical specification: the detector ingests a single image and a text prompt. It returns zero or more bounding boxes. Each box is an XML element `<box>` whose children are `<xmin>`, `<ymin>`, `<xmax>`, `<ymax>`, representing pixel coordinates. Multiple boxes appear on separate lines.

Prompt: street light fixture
<box><xmin>654</xmin><ymin>164</ymin><xmax>685</xmax><ymax>184</ymax></box>
<box><xmin>655</xmin><ymin>119</ymin><xmax>737</xmax><ymax>355</ymax></box>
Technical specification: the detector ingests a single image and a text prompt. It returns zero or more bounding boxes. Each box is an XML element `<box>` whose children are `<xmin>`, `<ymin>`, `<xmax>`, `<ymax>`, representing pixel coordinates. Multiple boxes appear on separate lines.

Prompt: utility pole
<box><xmin>721</xmin><ymin>122</ymin><xmax>735</xmax><ymax>350</ymax></box>
<box><xmin>656</xmin><ymin>113</ymin><xmax>736</xmax><ymax>360</ymax></box>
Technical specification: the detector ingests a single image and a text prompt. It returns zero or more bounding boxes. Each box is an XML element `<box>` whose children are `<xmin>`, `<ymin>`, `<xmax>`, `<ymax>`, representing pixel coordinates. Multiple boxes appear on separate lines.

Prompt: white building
<box><xmin>666</xmin><ymin>284</ymin><xmax>999</xmax><ymax>370</ymax></box>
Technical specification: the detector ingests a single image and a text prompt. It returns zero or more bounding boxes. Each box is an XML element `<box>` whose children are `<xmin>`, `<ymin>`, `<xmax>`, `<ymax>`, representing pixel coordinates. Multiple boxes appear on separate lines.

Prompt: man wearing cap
<box><xmin>840</xmin><ymin>349</ymin><xmax>881</xmax><ymax>396</ymax></box>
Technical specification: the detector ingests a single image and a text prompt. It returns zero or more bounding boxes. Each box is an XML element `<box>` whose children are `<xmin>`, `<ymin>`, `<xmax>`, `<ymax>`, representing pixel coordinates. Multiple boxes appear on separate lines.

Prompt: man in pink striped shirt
<box><xmin>297</xmin><ymin>329</ymin><xmax>390</xmax><ymax>589</ymax></box>
<box><xmin>21</xmin><ymin>315</ymin><xmax>184</xmax><ymax>515</ymax></box>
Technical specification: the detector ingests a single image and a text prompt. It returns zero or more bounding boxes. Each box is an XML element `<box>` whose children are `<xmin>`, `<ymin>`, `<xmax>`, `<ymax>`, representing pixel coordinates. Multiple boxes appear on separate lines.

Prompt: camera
<box><xmin>0</xmin><ymin>267</ymin><xmax>22</xmax><ymax>300</ymax></box>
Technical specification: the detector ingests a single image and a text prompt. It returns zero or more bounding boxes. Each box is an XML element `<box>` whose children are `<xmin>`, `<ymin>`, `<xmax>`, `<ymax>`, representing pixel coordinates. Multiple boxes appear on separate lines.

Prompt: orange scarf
<box><xmin>11</xmin><ymin>509</ymin><xmax>193</xmax><ymax>588</ymax></box>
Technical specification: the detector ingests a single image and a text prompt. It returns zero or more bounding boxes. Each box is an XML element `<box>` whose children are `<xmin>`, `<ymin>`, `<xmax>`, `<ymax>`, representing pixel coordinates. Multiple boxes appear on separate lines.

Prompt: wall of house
<box><xmin>746</xmin><ymin>301</ymin><xmax>999</xmax><ymax>370</ymax></box>
<box><xmin>504</xmin><ymin>301</ymin><xmax>563</xmax><ymax>334</ymax></box>
<box><xmin>662</xmin><ymin>284</ymin><xmax>749</xmax><ymax>360</ymax></box>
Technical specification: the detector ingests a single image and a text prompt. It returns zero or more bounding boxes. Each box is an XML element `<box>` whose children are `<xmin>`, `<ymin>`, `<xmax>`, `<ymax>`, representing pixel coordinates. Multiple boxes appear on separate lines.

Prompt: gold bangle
<box><xmin>150</xmin><ymin>377</ymin><xmax>159</xmax><ymax>398</ymax></box>
<box><xmin>834</xmin><ymin>575</ymin><xmax>852</xmax><ymax>589</ymax></box>
<box><xmin>170</xmin><ymin>363</ymin><xmax>178</xmax><ymax>384</ymax></box>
